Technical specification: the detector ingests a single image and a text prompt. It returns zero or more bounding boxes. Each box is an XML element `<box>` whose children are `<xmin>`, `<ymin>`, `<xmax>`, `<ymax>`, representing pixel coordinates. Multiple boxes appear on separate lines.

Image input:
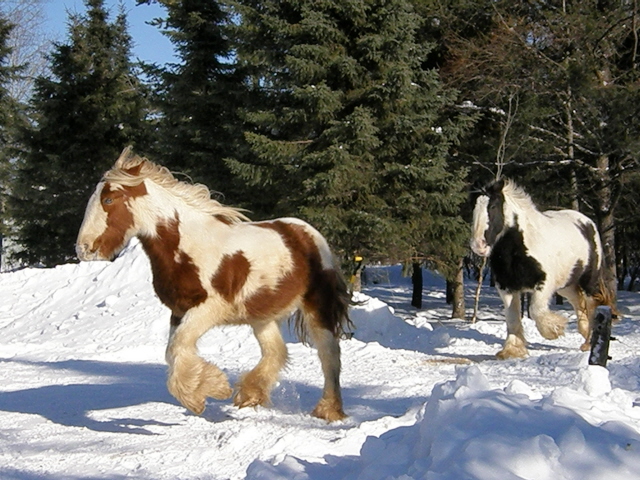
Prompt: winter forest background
<box><xmin>2</xmin><ymin>0</ymin><xmax>640</xmax><ymax>319</ymax></box>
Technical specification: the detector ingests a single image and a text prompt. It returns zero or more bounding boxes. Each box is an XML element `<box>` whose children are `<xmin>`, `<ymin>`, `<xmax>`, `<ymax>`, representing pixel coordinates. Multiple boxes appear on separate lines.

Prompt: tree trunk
<box><xmin>411</xmin><ymin>262</ymin><xmax>423</xmax><ymax>309</ymax></box>
<box><xmin>565</xmin><ymin>88</ymin><xmax>580</xmax><ymax>211</ymax></box>
<box><xmin>450</xmin><ymin>258</ymin><xmax>466</xmax><ymax>319</ymax></box>
<box><xmin>471</xmin><ymin>256</ymin><xmax>487</xmax><ymax>324</ymax></box>
<box><xmin>628</xmin><ymin>266</ymin><xmax>640</xmax><ymax>291</ymax></box>
<box><xmin>595</xmin><ymin>155</ymin><xmax>618</xmax><ymax>304</ymax></box>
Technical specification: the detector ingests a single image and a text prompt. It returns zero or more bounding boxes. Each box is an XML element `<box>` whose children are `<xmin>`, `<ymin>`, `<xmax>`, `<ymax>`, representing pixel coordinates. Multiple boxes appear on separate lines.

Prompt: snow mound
<box><xmin>247</xmin><ymin>366</ymin><xmax>640</xmax><ymax>480</ymax></box>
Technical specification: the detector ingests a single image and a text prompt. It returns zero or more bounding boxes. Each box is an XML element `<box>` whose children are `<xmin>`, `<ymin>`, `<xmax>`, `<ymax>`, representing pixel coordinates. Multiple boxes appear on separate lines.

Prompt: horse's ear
<box><xmin>115</xmin><ymin>145</ymin><xmax>138</xmax><ymax>168</ymax></box>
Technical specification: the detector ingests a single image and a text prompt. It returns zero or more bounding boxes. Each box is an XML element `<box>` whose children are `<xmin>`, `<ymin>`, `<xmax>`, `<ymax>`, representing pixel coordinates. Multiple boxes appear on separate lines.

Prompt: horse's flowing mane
<box><xmin>104</xmin><ymin>146</ymin><xmax>250</xmax><ymax>224</ymax></box>
<box><xmin>501</xmin><ymin>178</ymin><xmax>539</xmax><ymax>213</ymax></box>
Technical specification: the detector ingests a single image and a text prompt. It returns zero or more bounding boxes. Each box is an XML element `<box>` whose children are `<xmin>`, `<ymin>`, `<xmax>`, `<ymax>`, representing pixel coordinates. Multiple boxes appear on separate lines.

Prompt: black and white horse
<box><xmin>471</xmin><ymin>178</ymin><xmax>613</xmax><ymax>359</ymax></box>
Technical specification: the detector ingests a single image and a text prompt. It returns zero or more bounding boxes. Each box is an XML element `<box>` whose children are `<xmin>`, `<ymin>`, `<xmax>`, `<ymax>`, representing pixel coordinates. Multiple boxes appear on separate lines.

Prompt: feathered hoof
<box><xmin>173</xmin><ymin>391</ymin><xmax>207</xmax><ymax>415</ymax></box>
<box><xmin>579</xmin><ymin>341</ymin><xmax>591</xmax><ymax>352</ymax></box>
<box><xmin>496</xmin><ymin>348</ymin><xmax>528</xmax><ymax>360</ymax></box>
<box><xmin>496</xmin><ymin>335</ymin><xmax>528</xmax><ymax>360</ymax></box>
<box><xmin>536</xmin><ymin>315</ymin><xmax>567</xmax><ymax>340</ymax></box>
<box><xmin>233</xmin><ymin>385</ymin><xmax>269</xmax><ymax>409</ymax></box>
<box><xmin>312</xmin><ymin>398</ymin><xmax>347</xmax><ymax>422</ymax></box>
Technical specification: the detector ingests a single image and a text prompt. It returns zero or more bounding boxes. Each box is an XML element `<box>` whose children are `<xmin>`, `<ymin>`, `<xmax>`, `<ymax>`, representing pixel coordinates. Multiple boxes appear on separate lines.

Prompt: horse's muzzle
<box><xmin>470</xmin><ymin>239</ymin><xmax>491</xmax><ymax>257</ymax></box>
<box><xmin>76</xmin><ymin>242</ymin><xmax>102</xmax><ymax>261</ymax></box>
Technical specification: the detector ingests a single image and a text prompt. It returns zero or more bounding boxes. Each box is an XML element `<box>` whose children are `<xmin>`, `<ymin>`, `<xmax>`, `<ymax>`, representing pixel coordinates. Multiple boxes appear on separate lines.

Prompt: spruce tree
<box><xmin>143</xmin><ymin>0</ymin><xmax>246</xmax><ymax>202</ymax></box>
<box><xmin>0</xmin><ymin>15</ymin><xmax>27</xmax><ymax>263</ymax></box>
<box><xmin>9</xmin><ymin>0</ymin><xmax>152</xmax><ymax>266</ymax></box>
<box><xmin>229</xmin><ymin>0</ymin><xmax>475</xmax><ymax>273</ymax></box>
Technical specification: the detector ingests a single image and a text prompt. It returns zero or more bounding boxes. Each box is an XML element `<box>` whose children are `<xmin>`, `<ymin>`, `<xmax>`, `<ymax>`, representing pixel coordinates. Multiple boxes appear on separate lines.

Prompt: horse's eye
<box><xmin>103</xmin><ymin>197</ymin><xmax>113</xmax><ymax>205</ymax></box>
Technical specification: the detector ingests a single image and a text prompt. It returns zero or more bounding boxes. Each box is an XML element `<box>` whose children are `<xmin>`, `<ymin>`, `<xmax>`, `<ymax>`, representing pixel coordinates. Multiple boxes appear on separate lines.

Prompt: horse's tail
<box><xmin>292</xmin><ymin>264</ymin><xmax>354</xmax><ymax>344</ymax></box>
<box><xmin>325</xmin><ymin>267</ymin><xmax>355</xmax><ymax>338</ymax></box>
<box><xmin>593</xmin><ymin>274</ymin><xmax>620</xmax><ymax>321</ymax></box>
<box><xmin>579</xmin><ymin>267</ymin><xmax>619</xmax><ymax>325</ymax></box>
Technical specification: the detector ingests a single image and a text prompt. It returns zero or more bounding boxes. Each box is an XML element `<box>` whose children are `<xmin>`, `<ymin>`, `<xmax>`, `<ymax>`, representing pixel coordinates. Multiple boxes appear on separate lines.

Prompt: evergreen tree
<box><xmin>0</xmin><ymin>14</ymin><xmax>27</xmax><ymax>260</ymax></box>
<box><xmin>142</xmin><ymin>0</ymin><xmax>246</xmax><ymax>202</ymax></box>
<box><xmin>229</xmin><ymin>0</ymin><xmax>475</xmax><ymax>274</ymax></box>
<box><xmin>9</xmin><ymin>0</ymin><xmax>152</xmax><ymax>266</ymax></box>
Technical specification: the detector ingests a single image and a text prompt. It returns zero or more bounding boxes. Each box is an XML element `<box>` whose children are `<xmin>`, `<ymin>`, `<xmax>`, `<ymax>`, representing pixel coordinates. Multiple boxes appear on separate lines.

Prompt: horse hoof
<box><xmin>579</xmin><ymin>342</ymin><xmax>591</xmax><ymax>352</ymax></box>
<box><xmin>182</xmin><ymin>396</ymin><xmax>206</xmax><ymax>415</ymax></box>
<box><xmin>536</xmin><ymin>317</ymin><xmax>567</xmax><ymax>340</ymax></box>
<box><xmin>496</xmin><ymin>348</ymin><xmax>528</xmax><ymax>360</ymax></box>
<box><xmin>312</xmin><ymin>398</ymin><xmax>347</xmax><ymax>422</ymax></box>
<box><xmin>538</xmin><ymin>328</ymin><xmax>564</xmax><ymax>340</ymax></box>
<box><xmin>233</xmin><ymin>389</ymin><xmax>269</xmax><ymax>409</ymax></box>
<box><xmin>204</xmin><ymin>383</ymin><xmax>233</xmax><ymax>401</ymax></box>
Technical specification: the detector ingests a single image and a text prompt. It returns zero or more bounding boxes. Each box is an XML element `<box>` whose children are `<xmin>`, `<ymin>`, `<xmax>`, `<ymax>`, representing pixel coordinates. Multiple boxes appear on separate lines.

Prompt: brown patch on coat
<box><xmin>244</xmin><ymin>221</ymin><xmax>309</xmax><ymax>320</ymax></box>
<box><xmin>139</xmin><ymin>214</ymin><xmax>207</xmax><ymax>316</ymax></box>
<box><xmin>93</xmin><ymin>182</ymin><xmax>148</xmax><ymax>259</ymax></box>
<box><xmin>246</xmin><ymin>221</ymin><xmax>351</xmax><ymax>337</ymax></box>
<box><xmin>211</xmin><ymin>251</ymin><xmax>251</xmax><ymax>302</ymax></box>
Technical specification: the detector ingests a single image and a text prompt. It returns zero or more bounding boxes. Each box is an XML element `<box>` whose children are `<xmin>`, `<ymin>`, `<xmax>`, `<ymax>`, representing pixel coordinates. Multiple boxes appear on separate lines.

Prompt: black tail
<box><xmin>292</xmin><ymin>267</ymin><xmax>354</xmax><ymax>344</ymax></box>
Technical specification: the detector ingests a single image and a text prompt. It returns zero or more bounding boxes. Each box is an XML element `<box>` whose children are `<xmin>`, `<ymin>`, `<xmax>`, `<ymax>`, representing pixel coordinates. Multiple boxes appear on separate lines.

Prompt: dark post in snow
<box><xmin>411</xmin><ymin>262</ymin><xmax>423</xmax><ymax>309</ymax></box>
<box><xmin>588</xmin><ymin>306</ymin><xmax>613</xmax><ymax>367</ymax></box>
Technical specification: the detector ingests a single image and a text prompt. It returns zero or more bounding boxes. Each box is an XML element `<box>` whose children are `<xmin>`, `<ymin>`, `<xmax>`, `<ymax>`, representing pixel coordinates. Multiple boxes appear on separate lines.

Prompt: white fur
<box><xmin>76</xmin><ymin>182</ymin><xmax>109</xmax><ymax>260</ymax></box>
<box><xmin>470</xmin><ymin>195</ymin><xmax>490</xmax><ymax>256</ymax></box>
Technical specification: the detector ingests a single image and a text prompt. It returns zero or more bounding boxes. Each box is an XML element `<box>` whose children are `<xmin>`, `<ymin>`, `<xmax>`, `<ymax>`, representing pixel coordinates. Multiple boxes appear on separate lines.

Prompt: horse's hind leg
<box><xmin>306</xmin><ymin>318</ymin><xmax>346</xmax><ymax>422</ymax></box>
<box><xmin>496</xmin><ymin>289</ymin><xmax>528</xmax><ymax>359</ymax></box>
<box><xmin>234</xmin><ymin>320</ymin><xmax>288</xmax><ymax>409</ymax></box>
<box><xmin>166</xmin><ymin>309</ymin><xmax>232</xmax><ymax>415</ymax></box>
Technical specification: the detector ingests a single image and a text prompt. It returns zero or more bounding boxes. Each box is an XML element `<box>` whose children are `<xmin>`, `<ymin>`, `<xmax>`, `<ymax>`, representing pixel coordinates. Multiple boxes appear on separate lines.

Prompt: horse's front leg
<box><xmin>496</xmin><ymin>289</ymin><xmax>527</xmax><ymax>359</ymax></box>
<box><xmin>166</xmin><ymin>307</ymin><xmax>232</xmax><ymax>415</ymax></box>
<box><xmin>529</xmin><ymin>285</ymin><xmax>567</xmax><ymax>341</ymax></box>
<box><xmin>234</xmin><ymin>320</ymin><xmax>288</xmax><ymax>409</ymax></box>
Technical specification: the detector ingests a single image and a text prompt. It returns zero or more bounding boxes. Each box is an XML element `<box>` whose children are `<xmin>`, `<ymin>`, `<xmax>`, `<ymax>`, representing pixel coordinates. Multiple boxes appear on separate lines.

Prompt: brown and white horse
<box><xmin>76</xmin><ymin>147</ymin><xmax>352</xmax><ymax>422</ymax></box>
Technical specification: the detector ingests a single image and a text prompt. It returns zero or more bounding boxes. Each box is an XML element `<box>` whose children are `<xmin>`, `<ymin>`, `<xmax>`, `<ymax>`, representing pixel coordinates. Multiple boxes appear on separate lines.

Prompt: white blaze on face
<box><xmin>76</xmin><ymin>182</ymin><xmax>109</xmax><ymax>261</ymax></box>
<box><xmin>471</xmin><ymin>195</ymin><xmax>491</xmax><ymax>257</ymax></box>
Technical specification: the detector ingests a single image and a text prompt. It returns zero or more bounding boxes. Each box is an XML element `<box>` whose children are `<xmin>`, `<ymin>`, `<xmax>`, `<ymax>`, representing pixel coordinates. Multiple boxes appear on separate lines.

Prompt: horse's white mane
<box><xmin>104</xmin><ymin>146</ymin><xmax>250</xmax><ymax>224</ymax></box>
<box><xmin>502</xmin><ymin>178</ymin><xmax>539</xmax><ymax>213</ymax></box>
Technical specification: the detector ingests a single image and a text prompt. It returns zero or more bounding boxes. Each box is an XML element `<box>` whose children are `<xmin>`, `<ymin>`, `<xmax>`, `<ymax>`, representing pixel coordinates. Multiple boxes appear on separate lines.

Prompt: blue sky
<box><xmin>43</xmin><ymin>0</ymin><xmax>176</xmax><ymax>65</ymax></box>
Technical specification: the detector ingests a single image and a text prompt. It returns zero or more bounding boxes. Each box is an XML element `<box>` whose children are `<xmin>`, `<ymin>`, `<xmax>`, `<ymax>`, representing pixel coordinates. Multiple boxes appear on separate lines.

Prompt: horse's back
<box><xmin>531</xmin><ymin>209</ymin><xmax>603</xmax><ymax>289</ymax></box>
<box><xmin>247</xmin><ymin>217</ymin><xmax>335</xmax><ymax>269</ymax></box>
<box><xmin>542</xmin><ymin>209</ymin><xmax>602</xmax><ymax>252</ymax></box>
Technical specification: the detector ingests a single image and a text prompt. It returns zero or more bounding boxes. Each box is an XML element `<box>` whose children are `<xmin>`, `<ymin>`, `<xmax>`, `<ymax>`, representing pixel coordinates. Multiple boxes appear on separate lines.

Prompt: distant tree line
<box><xmin>1</xmin><ymin>0</ymin><xmax>639</xmax><ymax>317</ymax></box>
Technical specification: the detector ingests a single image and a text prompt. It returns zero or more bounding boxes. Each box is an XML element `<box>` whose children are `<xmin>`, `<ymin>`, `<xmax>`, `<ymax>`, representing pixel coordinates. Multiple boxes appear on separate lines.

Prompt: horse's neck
<box><xmin>136</xmin><ymin>183</ymin><xmax>223</xmax><ymax>240</ymax></box>
<box><xmin>506</xmin><ymin>196</ymin><xmax>543</xmax><ymax>229</ymax></box>
<box><xmin>504</xmin><ymin>197</ymin><xmax>548</xmax><ymax>251</ymax></box>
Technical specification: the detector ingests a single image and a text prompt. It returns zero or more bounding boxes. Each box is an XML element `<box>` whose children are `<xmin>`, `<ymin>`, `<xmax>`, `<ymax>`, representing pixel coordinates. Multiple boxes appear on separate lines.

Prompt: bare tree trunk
<box><xmin>596</xmin><ymin>155</ymin><xmax>618</xmax><ymax>303</ymax></box>
<box><xmin>471</xmin><ymin>256</ymin><xmax>487</xmax><ymax>323</ymax></box>
<box><xmin>565</xmin><ymin>88</ymin><xmax>580</xmax><ymax>210</ymax></box>
<box><xmin>450</xmin><ymin>258</ymin><xmax>466</xmax><ymax>319</ymax></box>
<box><xmin>628</xmin><ymin>266</ymin><xmax>640</xmax><ymax>292</ymax></box>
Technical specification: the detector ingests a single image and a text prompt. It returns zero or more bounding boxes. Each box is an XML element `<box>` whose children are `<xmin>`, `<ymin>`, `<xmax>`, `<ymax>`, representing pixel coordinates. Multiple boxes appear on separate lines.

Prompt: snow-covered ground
<box><xmin>1</xmin><ymin>240</ymin><xmax>639</xmax><ymax>479</ymax></box>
